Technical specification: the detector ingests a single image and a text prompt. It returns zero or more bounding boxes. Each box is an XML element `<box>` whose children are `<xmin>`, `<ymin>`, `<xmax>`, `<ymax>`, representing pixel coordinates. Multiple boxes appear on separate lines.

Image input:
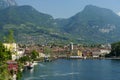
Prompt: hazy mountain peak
<box><xmin>0</xmin><ymin>0</ymin><xmax>17</xmax><ymax>9</ymax></box>
<box><xmin>84</xmin><ymin>5</ymin><xmax>98</xmax><ymax>9</ymax></box>
<box><xmin>75</xmin><ymin>4</ymin><xmax>118</xmax><ymax>19</ymax></box>
<box><xmin>83</xmin><ymin>5</ymin><xmax>111</xmax><ymax>12</ymax></box>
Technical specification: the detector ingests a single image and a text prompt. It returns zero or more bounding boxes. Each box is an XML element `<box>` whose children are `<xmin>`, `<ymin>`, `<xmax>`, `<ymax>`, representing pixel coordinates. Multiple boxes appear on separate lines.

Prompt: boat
<box><xmin>27</xmin><ymin>62</ymin><xmax>34</xmax><ymax>69</ymax></box>
<box><xmin>27</xmin><ymin>64</ymin><xmax>33</xmax><ymax>69</ymax></box>
<box><xmin>70</xmin><ymin>56</ymin><xmax>83</xmax><ymax>59</ymax></box>
<box><xmin>44</xmin><ymin>57</ymin><xmax>51</xmax><ymax>62</ymax></box>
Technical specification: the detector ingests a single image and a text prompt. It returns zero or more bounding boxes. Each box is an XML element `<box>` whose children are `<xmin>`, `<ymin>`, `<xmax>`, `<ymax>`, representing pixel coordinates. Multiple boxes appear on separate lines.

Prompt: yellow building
<box><xmin>77</xmin><ymin>50</ymin><xmax>82</xmax><ymax>57</ymax></box>
<box><xmin>3</xmin><ymin>43</ymin><xmax>17</xmax><ymax>53</ymax></box>
<box><xmin>3</xmin><ymin>43</ymin><xmax>25</xmax><ymax>60</ymax></box>
<box><xmin>3</xmin><ymin>43</ymin><xmax>17</xmax><ymax>60</ymax></box>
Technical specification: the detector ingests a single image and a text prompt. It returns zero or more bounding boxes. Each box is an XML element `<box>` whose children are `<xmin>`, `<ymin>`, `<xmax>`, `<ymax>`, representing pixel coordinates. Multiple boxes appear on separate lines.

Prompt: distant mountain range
<box><xmin>0</xmin><ymin>0</ymin><xmax>120</xmax><ymax>44</ymax></box>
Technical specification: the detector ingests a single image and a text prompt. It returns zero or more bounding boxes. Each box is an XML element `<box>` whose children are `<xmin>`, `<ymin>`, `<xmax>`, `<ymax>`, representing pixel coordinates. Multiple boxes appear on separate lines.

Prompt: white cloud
<box><xmin>117</xmin><ymin>12</ymin><xmax>120</xmax><ymax>16</ymax></box>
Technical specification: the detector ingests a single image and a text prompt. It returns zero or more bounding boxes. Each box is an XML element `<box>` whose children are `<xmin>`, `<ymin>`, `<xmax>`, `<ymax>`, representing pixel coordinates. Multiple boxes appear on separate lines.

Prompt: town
<box><xmin>4</xmin><ymin>42</ymin><xmax>112</xmax><ymax>61</ymax></box>
<box><xmin>0</xmin><ymin>41</ymin><xmax>112</xmax><ymax>79</ymax></box>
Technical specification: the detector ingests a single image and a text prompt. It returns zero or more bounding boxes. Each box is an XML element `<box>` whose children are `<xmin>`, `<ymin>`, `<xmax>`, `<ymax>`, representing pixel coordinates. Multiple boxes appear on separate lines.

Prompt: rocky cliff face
<box><xmin>0</xmin><ymin>0</ymin><xmax>17</xmax><ymax>9</ymax></box>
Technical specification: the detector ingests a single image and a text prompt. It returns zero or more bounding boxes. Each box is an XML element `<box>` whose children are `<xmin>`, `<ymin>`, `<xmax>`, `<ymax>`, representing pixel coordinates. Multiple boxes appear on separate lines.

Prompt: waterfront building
<box><xmin>3</xmin><ymin>43</ymin><xmax>25</xmax><ymax>60</ymax></box>
<box><xmin>3</xmin><ymin>43</ymin><xmax>17</xmax><ymax>52</ymax></box>
<box><xmin>82</xmin><ymin>50</ymin><xmax>92</xmax><ymax>58</ymax></box>
<box><xmin>77</xmin><ymin>50</ymin><xmax>83</xmax><ymax>57</ymax></box>
<box><xmin>92</xmin><ymin>50</ymin><xmax>101</xmax><ymax>58</ymax></box>
<box><xmin>7</xmin><ymin>60</ymin><xmax>18</xmax><ymax>73</ymax></box>
<box><xmin>16</xmin><ymin>48</ymin><xmax>25</xmax><ymax>59</ymax></box>
<box><xmin>39</xmin><ymin>52</ymin><xmax>50</xmax><ymax>58</ymax></box>
<box><xmin>100</xmin><ymin>49</ymin><xmax>111</xmax><ymax>56</ymax></box>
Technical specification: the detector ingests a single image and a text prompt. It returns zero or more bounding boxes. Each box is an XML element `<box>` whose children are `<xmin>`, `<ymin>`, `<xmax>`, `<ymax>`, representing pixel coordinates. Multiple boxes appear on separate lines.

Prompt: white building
<box><xmin>100</xmin><ymin>49</ymin><xmax>111</xmax><ymax>56</ymax></box>
<box><xmin>92</xmin><ymin>50</ymin><xmax>101</xmax><ymax>58</ymax></box>
<box><xmin>39</xmin><ymin>53</ymin><xmax>50</xmax><ymax>58</ymax></box>
<box><xmin>16</xmin><ymin>48</ymin><xmax>25</xmax><ymax>59</ymax></box>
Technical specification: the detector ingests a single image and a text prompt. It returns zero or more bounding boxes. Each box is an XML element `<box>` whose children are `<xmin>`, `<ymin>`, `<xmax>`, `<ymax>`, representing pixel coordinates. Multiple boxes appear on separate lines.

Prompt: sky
<box><xmin>16</xmin><ymin>0</ymin><xmax>120</xmax><ymax>18</ymax></box>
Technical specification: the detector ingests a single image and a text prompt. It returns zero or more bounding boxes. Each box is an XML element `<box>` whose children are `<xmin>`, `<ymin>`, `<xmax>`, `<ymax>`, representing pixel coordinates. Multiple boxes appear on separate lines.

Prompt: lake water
<box><xmin>21</xmin><ymin>59</ymin><xmax>120</xmax><ymax>80</ymax></box>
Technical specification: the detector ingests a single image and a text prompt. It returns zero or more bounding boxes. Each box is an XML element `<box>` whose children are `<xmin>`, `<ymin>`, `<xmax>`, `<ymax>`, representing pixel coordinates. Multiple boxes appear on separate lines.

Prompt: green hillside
<box><xmin>0</xmin><ymin>5</ymin><xmax>72</xmax><ymax>44</ymax></box>
<box><xmin>60</xmin><ymin>5</ymin><xmax>120</xmax><ymax>43</ymax></box>
<box><xmin>1</xmin><ymin>4</ymin><xmax>120</xmax><ymax>44</ymax></box>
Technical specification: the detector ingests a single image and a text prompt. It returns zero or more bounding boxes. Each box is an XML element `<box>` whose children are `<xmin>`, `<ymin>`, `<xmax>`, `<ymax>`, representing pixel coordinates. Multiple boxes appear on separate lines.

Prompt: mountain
<box><xmin>0</xmin><ymin>0</ymin><xmax>17</xmax><ymax>9</ymax></box>
<box><xmin>1</xmin><ymin>4</ymin><xmax>120</xmax><ymax>44</ymax></box>
<box><xmin>0</xmin><ymin>5</ymin><xmax>57</xmax><ymax>27</ymax></box>
<box><xmin>59</xmin><ymin>5</ymin><xmax>120</xmax><ymax>43</ymax></box>
<box><xmin>0</xmin><ymin>5</ymin><xmax>71</xmax><ymax>44</ymax></box>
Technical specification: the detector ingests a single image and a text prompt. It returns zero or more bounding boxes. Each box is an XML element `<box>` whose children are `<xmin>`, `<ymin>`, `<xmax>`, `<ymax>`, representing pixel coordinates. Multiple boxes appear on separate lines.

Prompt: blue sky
<box><xmin>16</xmin><ymin>0</ymin><xmax>120</xmax><ymax>18</ymax></box>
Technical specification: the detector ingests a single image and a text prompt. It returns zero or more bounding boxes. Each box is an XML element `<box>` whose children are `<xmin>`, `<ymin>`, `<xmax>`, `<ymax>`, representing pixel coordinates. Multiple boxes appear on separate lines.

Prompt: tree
<box><xmin>31</xmin><ymin>50</ymin><xmax>39</xmax><ymax>60</ymax></box>
<box><xmin>0</xmin><ymin>42</ymin><xmax>12</xmax><ymax>62</ymax></box>
<box><xmin>0</xmin><ymin>64</ymin><xmax>12</xmax><ymax>80</ymax></box>
<box><xmin>106</xmin><ymin>41</ymin><xmax>120</xmax><ymax>57</ymax></box>
<box><xmin>19</xmin><ymin>56</ymin><xmax>31</xmax><ymax>63</ymax></box>
<box><xmin>5</xmin><ymin>30</ymin><xmax>15</xmax><ymax>43</ymax></box>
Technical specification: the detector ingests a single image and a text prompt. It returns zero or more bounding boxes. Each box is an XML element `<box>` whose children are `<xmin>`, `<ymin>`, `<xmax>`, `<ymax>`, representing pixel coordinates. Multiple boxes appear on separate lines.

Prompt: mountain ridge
<box><xmin>58</xmin><ymin>5</ymin><xmax>120</xmax><ymax>43</ymax></box>
<box><xmin>0</xmin><ymin>4</ymin><xmax>120</xmax><ymax>44</ymax></box>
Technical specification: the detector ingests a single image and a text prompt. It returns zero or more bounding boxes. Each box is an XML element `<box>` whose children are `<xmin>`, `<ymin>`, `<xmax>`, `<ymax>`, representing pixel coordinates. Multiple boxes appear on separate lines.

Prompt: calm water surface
<box><xmin>21</xmin><ymin>59</ymin><xmax>120</xmax><ymax>80</ymax></box>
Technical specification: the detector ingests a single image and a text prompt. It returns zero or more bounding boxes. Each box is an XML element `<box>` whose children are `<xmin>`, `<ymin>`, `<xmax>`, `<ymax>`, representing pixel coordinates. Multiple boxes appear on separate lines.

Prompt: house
<box><xmin>16</xmin><ymin>48</ymin><xmax>25</xmax><ymax>59</ymax></box>
<box><xmin>100</xmin><ymin>49</ymin><xmax>111</xmax><ymax>56</ymax></box>
<box><xmin>3</xmin><ymin>43</ymin><xmax>25</xmax><ymax>60</ymax></box>
<box><xmin>3</xmin><ymin>43</ymin><xmax>17</xmax><ymax>60</ymax></box>
<box><xmin>77</xmin><ymin>50</ymin><xmax>83</xmax><ymax>58</ymax></box>
<box><xmin>39</xmin><ymin>53</ymin><xmax>46</xmax><ymax>57</ymax></box>
<box><xmin>92</xmin><ymin>50</ymin><xmax>101</xmax><ymax>58</ymax></box>
<box><xmin>82</xmin><ymin>50</ymin><xmax>92</xmax><ymax>58</ymax></box>
<box><xmin>7</xmin><ymin>60</ymin><xmax>18</xmax><ymax>73</ymax></box>
<box><xmin>3</xmin><ymin>43</ymin><xmax>17</xmax><ymax>52</ymax></box>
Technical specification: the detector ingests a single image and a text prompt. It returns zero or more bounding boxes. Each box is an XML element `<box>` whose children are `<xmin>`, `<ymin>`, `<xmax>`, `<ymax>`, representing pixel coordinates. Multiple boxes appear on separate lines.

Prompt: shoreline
<box><xmin>56</xmin><ymin>56</ymin><xmax>120</xmax><ymax>60</ymax></box>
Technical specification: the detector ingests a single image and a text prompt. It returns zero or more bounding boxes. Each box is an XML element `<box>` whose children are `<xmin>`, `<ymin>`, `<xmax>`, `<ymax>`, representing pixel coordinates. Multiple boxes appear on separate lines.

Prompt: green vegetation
<box><xmin>4</xmin><ymin>29</ymin><xmax>15</xmax><ymax>43</ymax></box>
<box><xmin>0</xmin><ymin>42</ymin><xmax>12</xmax><ymax>62</ymax></box>
<box><xmin>0</xmin><ymin>64</ymin><xmax>12</xmax><ymax>80</ymax></box>
<box><xmin>31</xmin><ymin>50</ymin><xmax>39</xmax><ymax>60</ymax></box>
<box><xmin>19</xmin><ymin>56</ymin><xmax>31</xmax><ymax>63</ymax></box>
<box><xmin>0</xmin><ymin>30</ymin><xmax>20</xmax><ymax>80</ymax></box>
<box><xmin>0</xmin><ymin>42</ymin><xmax>13</xmax><ymax>80</ymax></box>
<box><xmin>44</xmin><ymin>46</ymin><xmax>52</xmax><ymax>55</ymax></box>
<box><xmin>106</xmin><ymin>41</ymin><xmax>120</xmax><ymax>57</ymax></box>
<box><xmin>0</xmin><ymin>5</ymin><xmax>120</xmax><ymax>44</ymax></box>
<box><xmin>60</xmin><ymin>5</ymin><xmax>120</xmax><ymax>43</ymax></box>
<box><xmin>16</xmin><ymin>62</ymin><xmax>23</xmax><ymax>80</ymax></box>
<box><xmin>19</xmin><ymin>50</ymin><xmax>39</xmax><ymax>62</ymax></box>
